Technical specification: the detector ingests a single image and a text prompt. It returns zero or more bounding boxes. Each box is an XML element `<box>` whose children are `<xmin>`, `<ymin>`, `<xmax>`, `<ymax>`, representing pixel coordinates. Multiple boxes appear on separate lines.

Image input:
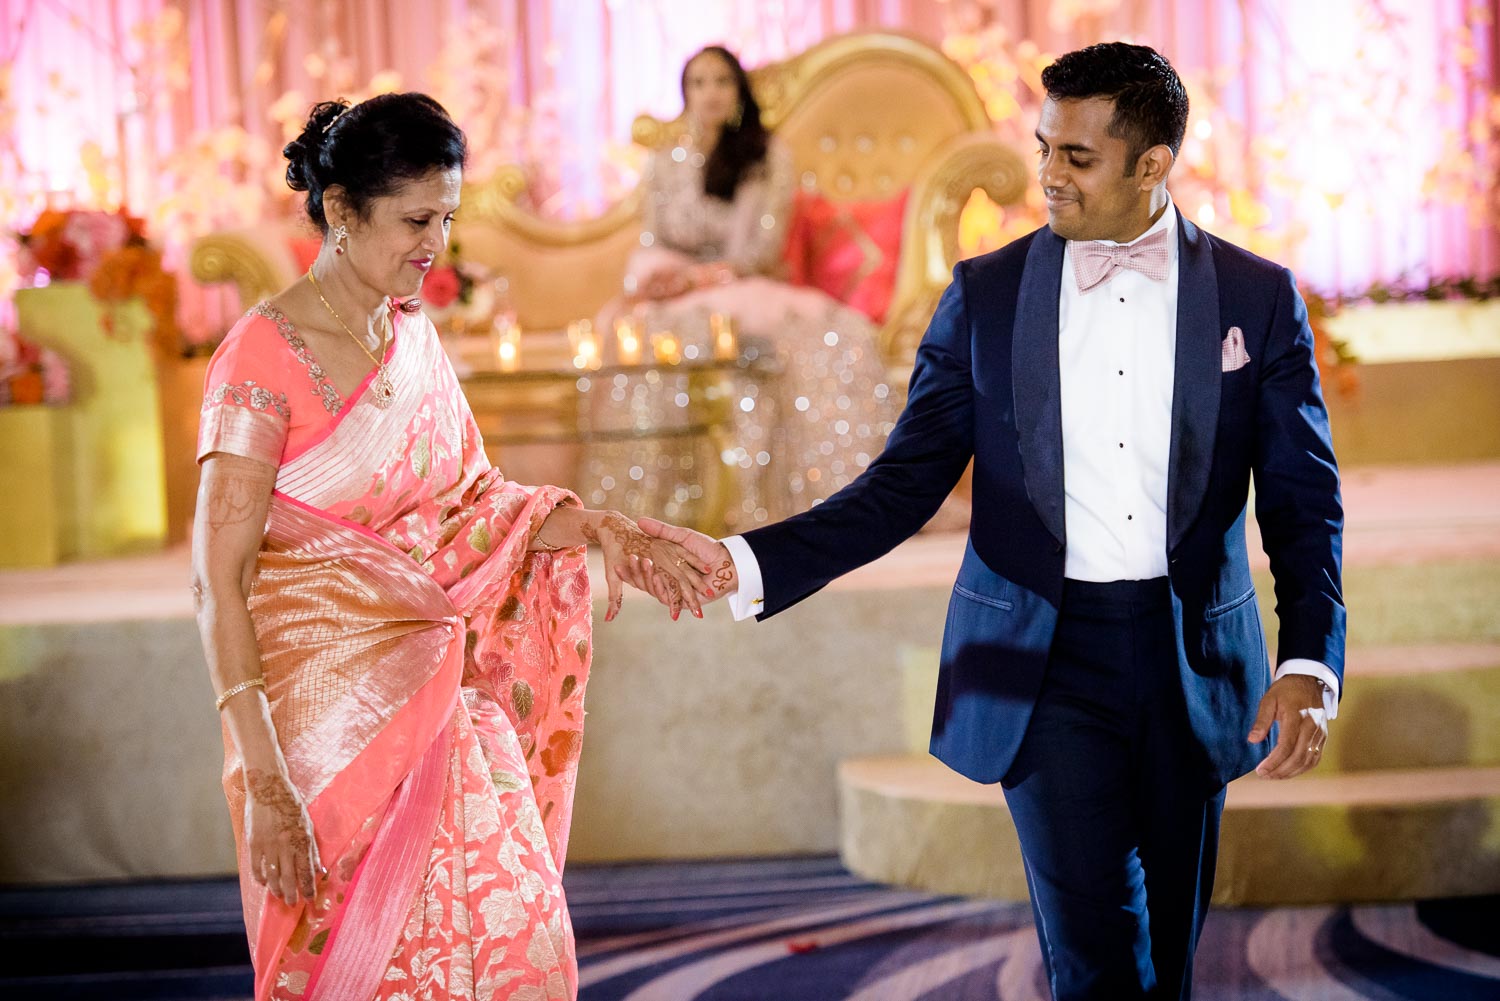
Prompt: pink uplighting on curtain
<box><xmin>2</xmin><ymin>0</ymin><xmax>1496</xmax><ymax>340</ymax></box>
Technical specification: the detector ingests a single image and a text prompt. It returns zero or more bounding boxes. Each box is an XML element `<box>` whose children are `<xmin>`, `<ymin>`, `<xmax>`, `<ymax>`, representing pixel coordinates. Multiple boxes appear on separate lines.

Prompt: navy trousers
<box><xmin>1002</xmin><ymin>578</ymin><xmax>1226</xmax><ymax>1001</ymax></box>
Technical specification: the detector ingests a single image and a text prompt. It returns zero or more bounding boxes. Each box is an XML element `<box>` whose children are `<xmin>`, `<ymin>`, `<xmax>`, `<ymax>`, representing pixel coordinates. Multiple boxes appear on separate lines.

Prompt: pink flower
<box><xmin>62</xmin><ymin>211</ymin><xmax>130</xmax><ymax>275</ymax></box>
<box><xmin>422</xmin><ymin>265</ymin><xmax>461</xmax><ymax>308</ymax></box>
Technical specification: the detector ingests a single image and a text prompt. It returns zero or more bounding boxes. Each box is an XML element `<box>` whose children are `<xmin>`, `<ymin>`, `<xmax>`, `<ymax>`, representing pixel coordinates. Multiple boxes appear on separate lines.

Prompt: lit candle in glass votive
<box><xmin>569</xmin><ymin>319</ymin><xmax>602</xmax><ymax>370</ymax></box>
<box><xmin>491</xmin><ymin>314</ymin><xmax>522</xmax><ymax>372</ymax></box>
<box><xmin>652</xmin><ymin>331</ymin><xmax>682</xmax><ymax>365</ymax></box>
<box><xmin>710</xmin><ymin>312</ymin><xmax>738</xmax><ymax>361</ymax></box>
<box><xmin>615</xmin><ymin>317</ymin><xmax>643</xmax><ymax>365</ymax></box>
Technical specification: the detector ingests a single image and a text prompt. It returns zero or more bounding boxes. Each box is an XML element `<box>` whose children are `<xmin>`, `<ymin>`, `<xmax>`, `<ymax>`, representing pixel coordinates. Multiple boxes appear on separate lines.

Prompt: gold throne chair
<box><xmin>452</xmin><ymin>30</ymin><xmax>1029</xmax><ymax>382</ymax></box>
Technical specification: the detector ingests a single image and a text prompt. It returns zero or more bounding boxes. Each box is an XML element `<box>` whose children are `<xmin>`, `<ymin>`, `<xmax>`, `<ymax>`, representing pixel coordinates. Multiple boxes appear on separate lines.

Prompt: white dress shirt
<box><xmin>722</xmin><ymin>196</ymin><xmax>1339</xmax><ymax>717</ymax></box>
<box><xmin>1059</xmin><ymin>197</ymin><xmax>1178</xmax><ymax>582</ymax></box>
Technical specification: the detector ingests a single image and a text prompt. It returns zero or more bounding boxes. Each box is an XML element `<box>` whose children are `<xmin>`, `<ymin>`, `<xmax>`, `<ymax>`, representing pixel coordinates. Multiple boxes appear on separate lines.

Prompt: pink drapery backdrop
<box><xmin>3</xmin><ymin>0</ymin><xmax>1496</xmax><ymax>341</ymax></box>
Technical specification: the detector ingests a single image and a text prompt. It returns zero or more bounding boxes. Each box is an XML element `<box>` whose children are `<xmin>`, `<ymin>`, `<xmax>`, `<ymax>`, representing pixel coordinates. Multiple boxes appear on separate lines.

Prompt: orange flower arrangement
<box><xmin>20</xmin><ymin>208</ymin><xmax>146</xmax><ymax>280</ymax></box>
<box><xmin>17</xmin><ymin>209</ymin><xmax>179</xmax><ymax>357</ymax></box>
<box><xmin>20</xmin><ymin>209</ymin><xmax>83</xmax><ymax>279</ymax></box>
<box><xmin>88</xmin><ymin>237</ymin><xmax>179</xmax><ymax>356</ymax></box>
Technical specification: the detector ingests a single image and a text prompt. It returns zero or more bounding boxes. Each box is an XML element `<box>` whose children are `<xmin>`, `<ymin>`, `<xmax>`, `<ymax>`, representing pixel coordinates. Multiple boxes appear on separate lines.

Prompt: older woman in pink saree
<box><xmin>192</xmin><ymin>94</ymin><xmax>710</xmax><ymax>1001</ymax></box>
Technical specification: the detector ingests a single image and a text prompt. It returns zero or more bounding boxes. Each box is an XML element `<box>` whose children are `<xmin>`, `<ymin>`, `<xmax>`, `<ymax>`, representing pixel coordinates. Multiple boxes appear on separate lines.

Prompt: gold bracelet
<box><xmin>216</xmin><ymin>677</ymin><xmax>266</xmax><ymax>712</ymax></box>
<box><xmin>533</xmin><ymin>529</ymin><xmax>566</xmax><ymax>552</ymax></box>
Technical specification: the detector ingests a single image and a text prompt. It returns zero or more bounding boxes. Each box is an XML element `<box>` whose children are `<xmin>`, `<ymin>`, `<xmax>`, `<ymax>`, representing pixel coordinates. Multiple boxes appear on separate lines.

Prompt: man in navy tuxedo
<box><xmin>640</xmin><ymin>41</ymin><xmax>1344</xmax><ymax>1001</ymax></box>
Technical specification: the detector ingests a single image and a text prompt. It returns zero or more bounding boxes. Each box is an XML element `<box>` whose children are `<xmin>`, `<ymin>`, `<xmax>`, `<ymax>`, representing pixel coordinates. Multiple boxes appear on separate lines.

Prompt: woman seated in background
<box><xmin>593</xmin><ymin>45</ymin><xmax>898</xmax><ymax>532</ymax></box>
<box><xmin>192</xmin><ymin>93</ymin><xmax>708</xmax><ymax>1001</ymax></box>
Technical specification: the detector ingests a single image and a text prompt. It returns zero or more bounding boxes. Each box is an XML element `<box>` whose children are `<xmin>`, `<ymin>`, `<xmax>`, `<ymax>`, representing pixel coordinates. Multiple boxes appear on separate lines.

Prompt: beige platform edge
<box><xmin>841</xmin><ymin>756</ymin><xmax>1500</xmax><ymax>907</ymax></box>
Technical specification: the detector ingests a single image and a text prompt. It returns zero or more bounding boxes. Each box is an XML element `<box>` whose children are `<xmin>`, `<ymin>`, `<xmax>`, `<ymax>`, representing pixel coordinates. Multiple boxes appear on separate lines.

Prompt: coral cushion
<box><xmin>784</xmin><ymin>188</ymin><xmax>908</xmax><ymax>323</ymax></box>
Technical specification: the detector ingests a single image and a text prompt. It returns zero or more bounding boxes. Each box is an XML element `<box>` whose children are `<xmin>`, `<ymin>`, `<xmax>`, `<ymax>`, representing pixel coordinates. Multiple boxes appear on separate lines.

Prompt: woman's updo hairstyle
<box><xmin>283</xmin><ymin>93</ymin><xmax>468</xmax><ymax>231</ymax></box>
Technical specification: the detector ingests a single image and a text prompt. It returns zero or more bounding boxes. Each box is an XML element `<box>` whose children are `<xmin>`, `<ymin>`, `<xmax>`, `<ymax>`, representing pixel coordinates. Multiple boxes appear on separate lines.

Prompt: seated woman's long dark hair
<box><xmin>684</xmin><ymin>46</ymin><xmax>771</xmax><ymax>202</ymax></box>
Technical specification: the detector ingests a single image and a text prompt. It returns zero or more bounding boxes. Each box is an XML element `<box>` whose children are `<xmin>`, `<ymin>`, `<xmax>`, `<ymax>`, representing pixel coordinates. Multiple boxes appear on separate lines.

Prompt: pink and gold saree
<box><xmin>198</xmin><ymin>303</ymin><xmax>590</xmax><ymax>1000</ymax></box>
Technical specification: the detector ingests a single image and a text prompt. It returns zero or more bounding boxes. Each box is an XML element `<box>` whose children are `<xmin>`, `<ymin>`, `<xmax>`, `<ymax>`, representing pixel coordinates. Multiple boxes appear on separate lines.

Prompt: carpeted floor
<box><xmin>2</xmin><ymin>855</ymin><xmax>1497</xmax><ymax>1000</ymax></box>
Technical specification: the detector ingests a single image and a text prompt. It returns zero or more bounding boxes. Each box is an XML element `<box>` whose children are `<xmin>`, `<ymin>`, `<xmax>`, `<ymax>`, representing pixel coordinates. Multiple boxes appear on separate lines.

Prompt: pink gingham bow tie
<box><xmin>1071</xmin><ymin>227</ymin><xmax>1171</xmax><ymax>293</ymax></box>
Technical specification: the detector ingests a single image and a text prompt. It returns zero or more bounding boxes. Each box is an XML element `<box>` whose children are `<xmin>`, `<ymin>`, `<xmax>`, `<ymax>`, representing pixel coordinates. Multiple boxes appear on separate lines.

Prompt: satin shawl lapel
<box><xmin>1167</xmin><ymin>214</ymin><xmax>1222</xmax><ymax>554</ymax></box>
<box><xmin>1012</xmin><ymin>227</ymin><xmax>1067</xmax><ymax>548</ymax></box>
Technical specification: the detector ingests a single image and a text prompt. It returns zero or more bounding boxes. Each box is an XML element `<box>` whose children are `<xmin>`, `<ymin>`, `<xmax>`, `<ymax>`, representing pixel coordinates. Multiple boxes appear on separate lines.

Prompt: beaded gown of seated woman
<box><xmin>190</xmin><ymin>94</ymin><xmax>709</xmax><ymax>1001</ymax></box>
<box><xmin>591</xmin><ymin>45</ymin><xmax>898</xmax><ymax>532</ymax></box>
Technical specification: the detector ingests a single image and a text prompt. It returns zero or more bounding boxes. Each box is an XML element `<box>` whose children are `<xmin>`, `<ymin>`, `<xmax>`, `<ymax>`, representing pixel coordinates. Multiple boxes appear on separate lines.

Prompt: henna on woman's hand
<box><xmin>246</xmin><ymin>768</ymin><xmax>317</xmax><ymax>897</ymax></box>
<box><xmin>599</xmin><ymin>512</ymin><xmax>657</xmax><ymax>560</ymax></box>
<box><xmin>652</xmin><ymin>571</ymin><xmax>684</xmax><ymax>617</ymax></box>
<box><xmin>246</xmin><ymin>770</ymin><xmax>304</xmax><ymax>834</ymax></box>
<box><xmin>588</xmin><ymin>512</ymin><xmax>709</xmax><ymax>619</ymax></box>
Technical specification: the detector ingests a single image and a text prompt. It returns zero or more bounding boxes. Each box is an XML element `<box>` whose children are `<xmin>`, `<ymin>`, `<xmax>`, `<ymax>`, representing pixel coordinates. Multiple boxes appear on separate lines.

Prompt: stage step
<box><xmin>839</xmin><ymin>754</ymin><xmax>1500</xmax><ymax>906</ymax></box>
<box><xmin>848</xmin><ymin>635</ymin><xmax>1500</xmax><ymax>907</ymax></box>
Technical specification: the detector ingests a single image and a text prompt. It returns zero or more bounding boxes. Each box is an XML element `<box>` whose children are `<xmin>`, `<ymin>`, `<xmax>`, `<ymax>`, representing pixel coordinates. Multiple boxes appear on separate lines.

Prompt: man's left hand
<box><xmin>1247</xmin><ymin>674</ymin><xmax>1329</xmax><ymax>779</ymax></box>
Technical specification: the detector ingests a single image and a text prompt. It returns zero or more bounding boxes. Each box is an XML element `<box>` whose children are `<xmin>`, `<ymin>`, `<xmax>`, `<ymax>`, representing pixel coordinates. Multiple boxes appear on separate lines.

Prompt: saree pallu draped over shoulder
<box><xmin>203</xmin><ymin>307</ymin><xmax>590</xmax><ymax>1001</ymax></box>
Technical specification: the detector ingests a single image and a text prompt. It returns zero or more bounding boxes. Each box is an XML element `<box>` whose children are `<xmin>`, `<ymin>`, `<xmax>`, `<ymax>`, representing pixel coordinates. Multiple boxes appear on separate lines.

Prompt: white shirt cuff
<box><xmin>1275</xmin><ymin>658</ymin><xmax>1341</xmax><ymax>720</ymax></box>
<box><xmin>720</xmin><ymin>535</ymin><xmax>765</xmax><ymax>622</ymax></box>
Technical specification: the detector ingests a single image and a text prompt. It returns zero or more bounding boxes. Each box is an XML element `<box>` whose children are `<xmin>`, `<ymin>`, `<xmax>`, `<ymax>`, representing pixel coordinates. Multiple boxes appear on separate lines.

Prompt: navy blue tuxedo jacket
<box><xmin>741</xmin><ymin>214</ymin><xmax>1346</xmax><ymax>790</ymax></box>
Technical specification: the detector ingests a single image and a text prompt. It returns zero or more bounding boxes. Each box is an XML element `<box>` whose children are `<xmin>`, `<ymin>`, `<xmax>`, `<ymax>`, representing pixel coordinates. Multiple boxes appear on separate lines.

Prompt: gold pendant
<box><xmin>372</xmin><ymin>369</ymin><xmax>395</xmax><ymax>408</ymax></box>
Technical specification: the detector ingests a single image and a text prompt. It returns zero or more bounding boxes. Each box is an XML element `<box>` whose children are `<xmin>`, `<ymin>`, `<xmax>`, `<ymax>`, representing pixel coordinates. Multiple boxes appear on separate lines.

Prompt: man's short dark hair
<box><xmin>1040</xmin><ymin>42</ymin><xmax>1189</xmax><ymax>170</ymax></box>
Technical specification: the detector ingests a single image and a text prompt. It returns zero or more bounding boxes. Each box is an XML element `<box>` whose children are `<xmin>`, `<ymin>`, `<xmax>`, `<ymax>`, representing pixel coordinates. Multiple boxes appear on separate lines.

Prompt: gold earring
<box><xmin>728</xmin><ymin>102</ymin><xmax>743</xmax><ymax>130</ymax></box>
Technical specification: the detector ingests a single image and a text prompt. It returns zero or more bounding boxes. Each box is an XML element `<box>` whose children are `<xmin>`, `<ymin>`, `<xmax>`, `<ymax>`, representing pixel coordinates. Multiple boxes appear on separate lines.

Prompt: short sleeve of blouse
<box><xmin>197</xmin><ymin>315</ymin><xmax>292</xmax><ymax>467</ymax></box>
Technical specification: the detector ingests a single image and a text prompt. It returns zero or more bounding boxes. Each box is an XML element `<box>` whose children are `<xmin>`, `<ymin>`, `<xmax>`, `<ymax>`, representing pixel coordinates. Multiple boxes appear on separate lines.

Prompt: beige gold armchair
<box><xmin>190</xmin><ymin>31</ymin><xmax>1028</xmax><ymax>381</ymax></box>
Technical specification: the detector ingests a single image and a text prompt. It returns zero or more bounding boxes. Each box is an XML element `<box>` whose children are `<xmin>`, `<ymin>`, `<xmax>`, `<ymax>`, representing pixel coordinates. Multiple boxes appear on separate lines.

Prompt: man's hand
<box><xmin>637</xmin><ymin>518</ymin><xmax>737</xmax><ymax>602</ymax></box>
<box><xmin>1247</xmin><ymin>674</ymin><xmax>1329</xmax><ymax>779</ymax></box>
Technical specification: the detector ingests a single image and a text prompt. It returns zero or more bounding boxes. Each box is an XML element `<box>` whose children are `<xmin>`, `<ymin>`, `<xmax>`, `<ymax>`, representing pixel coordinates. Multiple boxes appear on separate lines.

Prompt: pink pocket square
<box><xmin>1221</xmin><ymin>326</ymin><xmax>1251</xmax><ymax>372</ymax></box>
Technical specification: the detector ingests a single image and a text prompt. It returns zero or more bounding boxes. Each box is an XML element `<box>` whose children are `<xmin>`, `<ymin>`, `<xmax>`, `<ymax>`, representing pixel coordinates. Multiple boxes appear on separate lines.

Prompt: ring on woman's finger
<box><xmin>673</xmin><ymin>556</ymin><xmax>687</xmax><ymax>567</ymax></box>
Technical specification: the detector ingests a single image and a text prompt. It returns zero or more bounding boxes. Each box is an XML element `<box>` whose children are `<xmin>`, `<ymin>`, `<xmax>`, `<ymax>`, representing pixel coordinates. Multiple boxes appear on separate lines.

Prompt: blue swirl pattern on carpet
<box><xmin>566</xmin><ymin>857</ymin><xmax>1500</xmax><ymax>1001</ymax></box>
<box><xmin>0</xmin><ymin>855</ymin><xmax>1495</xmax><ymax>999</ymax></box>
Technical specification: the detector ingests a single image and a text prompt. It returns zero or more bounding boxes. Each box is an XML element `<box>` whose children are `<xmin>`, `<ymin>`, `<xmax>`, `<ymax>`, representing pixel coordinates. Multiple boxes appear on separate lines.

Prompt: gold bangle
<box><xmin>216</xmin><ymin>677</ymin><xmax>266</xmax><ymax>712</ymax></box>
<box><xmin>533</xmin><ymin>531</ymin><xmax>565</xmax><ymax>553</ymax></box>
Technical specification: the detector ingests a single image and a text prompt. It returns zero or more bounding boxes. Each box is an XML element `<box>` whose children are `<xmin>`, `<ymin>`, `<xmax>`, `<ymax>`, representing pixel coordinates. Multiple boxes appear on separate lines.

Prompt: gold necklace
<box><xmin>306</xmin><ymin>270</ymin><xmax>395</xmax><ymax>408</ymax></box>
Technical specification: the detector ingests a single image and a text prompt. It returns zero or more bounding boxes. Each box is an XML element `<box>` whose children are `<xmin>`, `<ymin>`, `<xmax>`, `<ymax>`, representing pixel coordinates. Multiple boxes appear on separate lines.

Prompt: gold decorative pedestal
<box><xmin>0</xmin><ymin>406</ymin><xmax>65</xmax><ymax>567</ymax></box>
<box><xmin>12</xmin><ymin>285</ymin><xmax>167</xmax><ymax>561</ymax></box>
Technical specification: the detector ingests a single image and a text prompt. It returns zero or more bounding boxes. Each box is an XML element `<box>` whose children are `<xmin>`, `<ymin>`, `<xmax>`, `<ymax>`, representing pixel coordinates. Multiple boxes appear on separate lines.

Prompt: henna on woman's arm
<box><xmin>207</xmin><ymin>474</ymin><xmax>266</xmax><ymax>531</ymax></box>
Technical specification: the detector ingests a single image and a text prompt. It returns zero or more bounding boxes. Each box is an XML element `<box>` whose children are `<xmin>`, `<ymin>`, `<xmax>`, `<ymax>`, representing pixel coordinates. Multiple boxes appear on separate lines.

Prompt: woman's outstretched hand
<box><xmin>636</xmin><ymin>517</ymin><xmax>738</xmax><ymax>606</ymax></box>
<box><xmin>586</xmin><ymin>511</ymin><xmax>713</xmax><ymax>621</ymax></box>
<box><xmin>244</xmin><ymin>767</ymin><xmax>322</xmax><ymax>907</ymax></box>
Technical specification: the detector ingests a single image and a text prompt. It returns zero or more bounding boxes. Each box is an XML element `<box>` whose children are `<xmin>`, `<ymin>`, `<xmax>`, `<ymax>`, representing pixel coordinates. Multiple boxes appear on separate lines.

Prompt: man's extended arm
<box><xmin>711</xmin><ymin>264</ymin><xmax>981</xmax><ymax>619</ymax></box>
